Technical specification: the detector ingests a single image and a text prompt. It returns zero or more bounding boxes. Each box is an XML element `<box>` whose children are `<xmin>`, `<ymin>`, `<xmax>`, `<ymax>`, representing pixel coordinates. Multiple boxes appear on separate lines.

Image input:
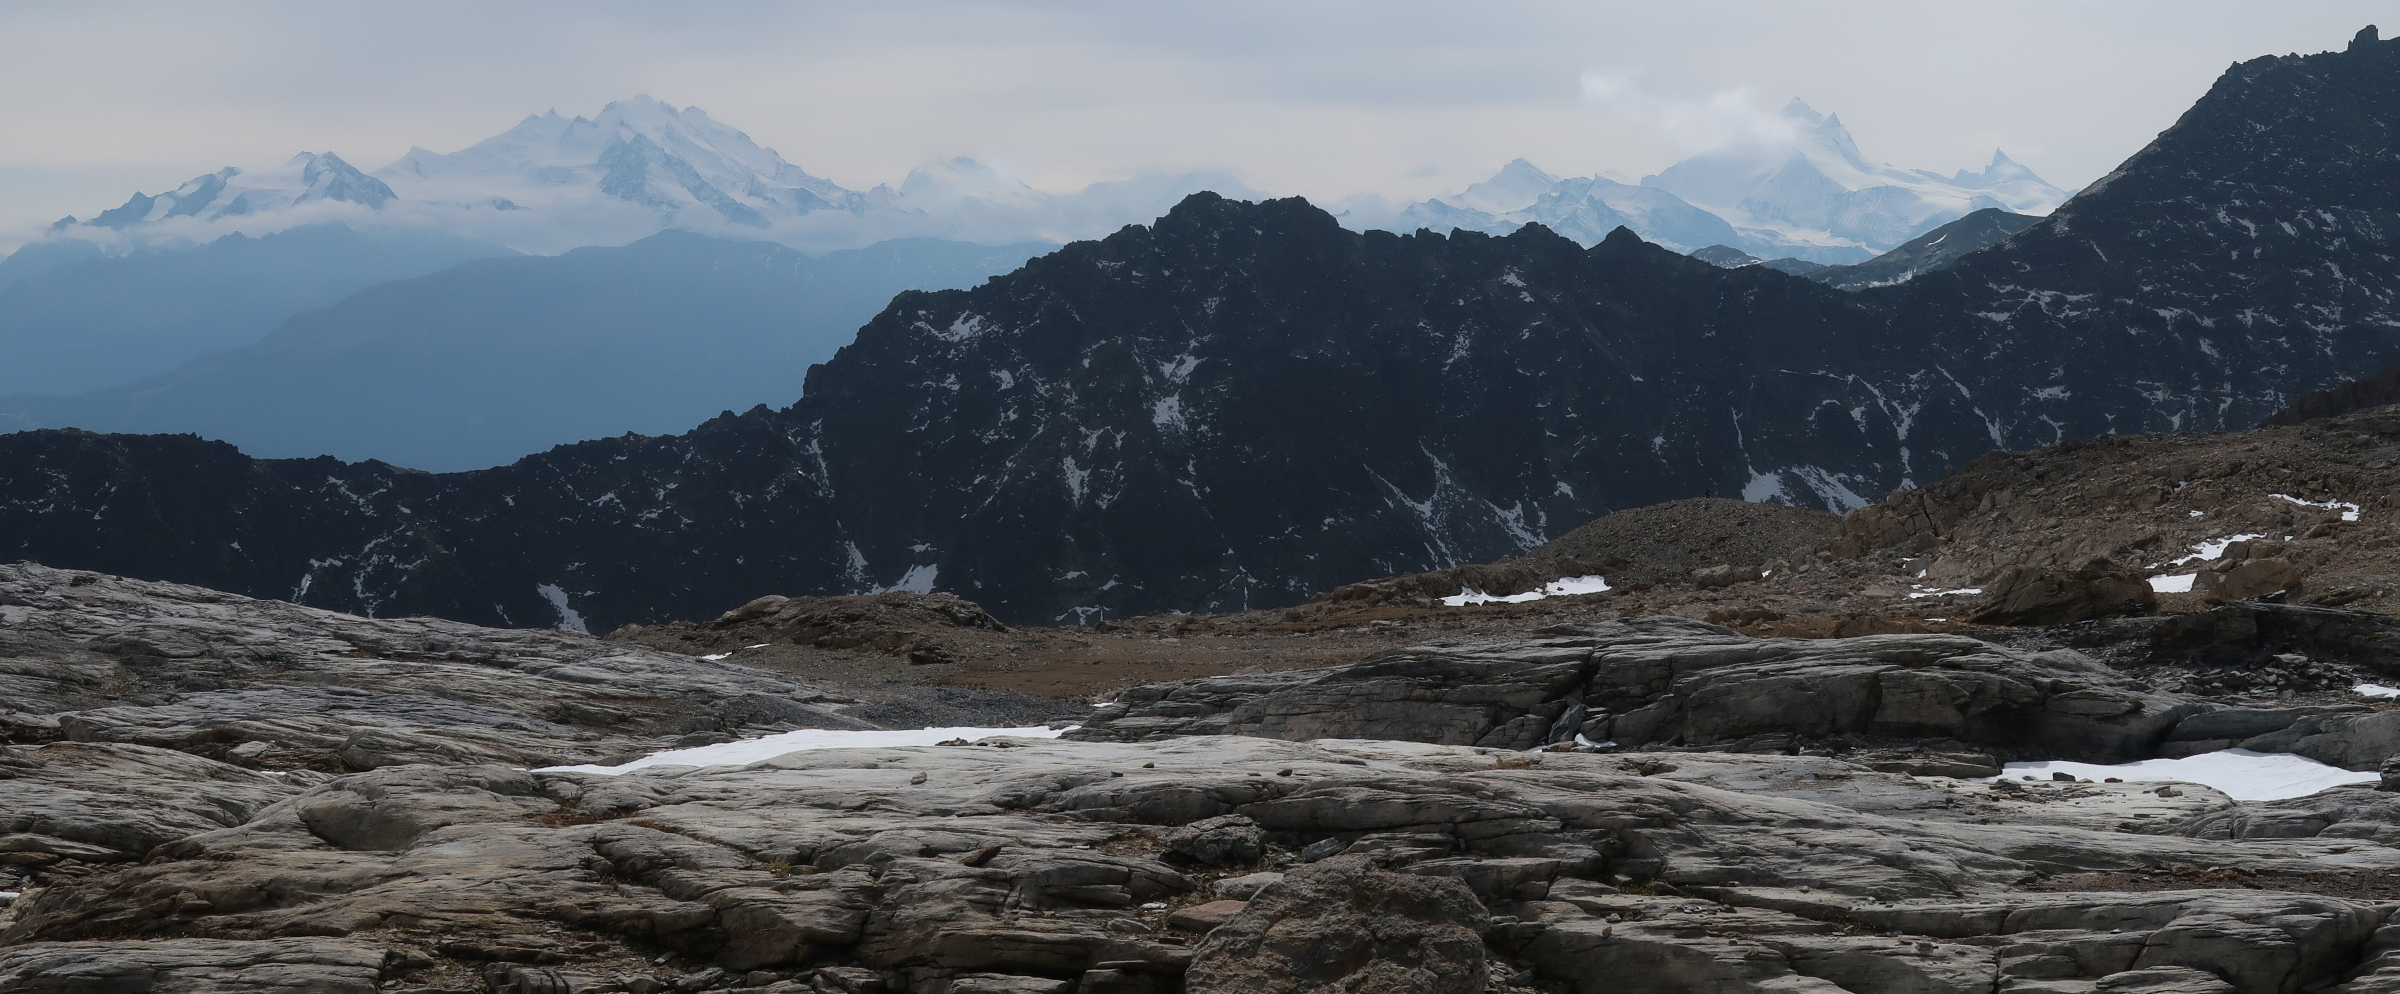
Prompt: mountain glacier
<box><xmin>1340</xmin><ymin>100</ymin><xmax>2070</xmax><ymax>263</ymax></box>
<box><xmin>47</xmin><ymin>96</ymin><xmax>1263</xmax><ymax>255</ymax></box>
<box><xmin>1647</xmin><ymin>100</ymin><xmax>2069</xmax><ymax>258</ymax></box>
<box><xmin>38</xmin><ymin>94</ymin><xmax>2064</xmax><ymax>265</ymax></box>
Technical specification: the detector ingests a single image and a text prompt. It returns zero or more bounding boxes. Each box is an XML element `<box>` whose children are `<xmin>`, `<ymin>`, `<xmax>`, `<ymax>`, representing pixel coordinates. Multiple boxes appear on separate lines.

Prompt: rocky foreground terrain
<box><xmin>7</xmin><ymin>559</ymin><xmax>2400</xmax><ymax>993</ymax></box>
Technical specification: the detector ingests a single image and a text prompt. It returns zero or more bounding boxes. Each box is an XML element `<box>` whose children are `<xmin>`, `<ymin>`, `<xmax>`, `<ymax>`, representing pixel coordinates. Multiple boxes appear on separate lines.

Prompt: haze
<box><xmin>0</xmin><ymin>0</ymin><xmax>2390</xmax><ymax>247</ymax></box>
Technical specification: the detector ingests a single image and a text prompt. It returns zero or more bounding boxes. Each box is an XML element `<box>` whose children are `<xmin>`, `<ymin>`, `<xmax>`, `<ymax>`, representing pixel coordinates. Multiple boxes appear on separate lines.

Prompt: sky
<box><xmin>1</xmin><ymin>1</ymin><xmax>2393</xmax><ymax>245</ymax></box>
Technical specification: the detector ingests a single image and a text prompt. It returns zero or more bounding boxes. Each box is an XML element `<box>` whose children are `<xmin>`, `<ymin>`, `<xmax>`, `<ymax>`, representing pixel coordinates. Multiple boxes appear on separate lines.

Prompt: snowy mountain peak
<box><xmin>1641</xmin><ymin>100</ymin><xmax>2069</xmax><ymax>257</ymax></box>
<box><xmin>1450</xmin><ymin>158</ymin><xmax>1563</xmax><ymax>214</ymax></box>
<box><xmin>71</xmin><ymin>151</ymin><xmax>396</xmax><ymax>230</ymax></box>
<box><xmin>1777</xmin><ymin>98</ymin><xmax>1825</xmax><ymax>125</ymax></box>
<box><xmin>900</xmin><ymin>157</ymin><xmax>1047</xmax><ymax>210</ymax></box>
<box><xmin>1954</xmin><ymin>149</ymin><xmax>2040</xmax><ymax>186</ymax></box>
<box><xmin>373</xmin><ymin>93</ymin><xmax>859</xmax><ymax>232</ymax></box>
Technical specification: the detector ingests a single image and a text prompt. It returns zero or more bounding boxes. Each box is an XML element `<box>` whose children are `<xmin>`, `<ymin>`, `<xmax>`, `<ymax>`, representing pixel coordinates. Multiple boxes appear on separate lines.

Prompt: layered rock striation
<box><xmin>5</xmin><ymin>569</ymin><xmax>2400</xmax><ymax>992</ymax></box>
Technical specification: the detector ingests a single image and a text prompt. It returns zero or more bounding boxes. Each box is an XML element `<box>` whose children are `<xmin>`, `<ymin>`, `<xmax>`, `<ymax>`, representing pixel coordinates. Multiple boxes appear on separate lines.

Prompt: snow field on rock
<box><xmin>1442</xmin><ymin>575</ymin><xmax>1611</xmax><ymax>606</ymax></box>
<box><xmin>544</xmin><ymin>725</ymin><xmax>1071</xmax><ymax>775</ymax></box>
<box><xmin>1998</xmin><ymin>748</ymin><xmax>2378</xmax><ymax>801</ymax></box>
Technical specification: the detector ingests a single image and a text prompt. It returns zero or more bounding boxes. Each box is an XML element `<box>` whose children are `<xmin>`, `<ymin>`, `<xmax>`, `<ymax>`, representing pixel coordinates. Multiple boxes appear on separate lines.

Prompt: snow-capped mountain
<box><xmin>5</xmin><ymin>28</ymin><xmax>2396</xmax><ymax>629</ymax></box>
<box><xmin>1336</xmin><ymin>161</ymin><xmax>1738</xmax><ymax>255</ymax></box>
<box><xmin>1347</xmin><ymin>102</ymin><xmax>2070</xmax><ymax>263</ymax></box>
<box><xmin>78</xmin><ymin>152</ymin><xmax>397</xmax><ymax>228</ymax></box>
<box><xmin>1645</xmin><ymin>100</ymin><xmax>2069</xmax><ymax>258</ymax></box>
<box><xmin>46</xmin><ymin>96</ymin><xmax>1261</xmax><ymax>255</ymax></box>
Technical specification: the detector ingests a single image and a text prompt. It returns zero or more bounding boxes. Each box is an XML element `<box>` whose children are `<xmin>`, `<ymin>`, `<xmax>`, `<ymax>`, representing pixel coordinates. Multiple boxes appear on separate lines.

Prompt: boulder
<box><xmin>1691</xmin><ymin>565</ymin><xmax>1761</xmax><ymax>589</ymax></box>
<box><xmin>1184</xmin><ymin>855</ymin><xmax>1489</xmax><ymax>994</ymax></box>
<box><xmin>1161</xmin><ymin>814</ymin><xmax>1266</xmax><ymax>867</ymax></box>
<box><xmin>1972</xmin><ymin>565</ymin><xmax>2158</xmax><ymax>626</ymax></box>
<box><xmin>2211</xmin><ymin>559</ymin><xmax>2304</xmax><ymax>603</ymax></box>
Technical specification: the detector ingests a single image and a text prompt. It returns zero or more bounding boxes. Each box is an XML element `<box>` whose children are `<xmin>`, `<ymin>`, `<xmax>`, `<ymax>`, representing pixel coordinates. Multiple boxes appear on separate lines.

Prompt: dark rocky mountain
<box><xmin>4</xmin><ymin>29</ymin><xmax>2400</xmax><ymax>629</ymax></box>
<box><xmin>0</xmin><ymin>224</ymin><xmax>514</xmax><ymax>397</ymax></box>
<box><xmin>0</xmin><ymin>232</ymin><xmax>1048</xmax><ymax>471</ymax></box>
<box><xmin>1686</xmin><ymin>243</ymin><xmax>1828</xmax><ymax>276</ymax></box>
<box><xmin>1695</xmin><ymin>209</ymin><xmax>2045</xmax><ymax>289</ymax></box>
<box><xmin>2264</xmin><ymin>354</ymin><xmax>2400</xmax><ymax>424</ymax></box>
<box><xmin>1804</xmin><ymin>206</ymin><xmax>2038</xmax><ymax>289</ymax></box>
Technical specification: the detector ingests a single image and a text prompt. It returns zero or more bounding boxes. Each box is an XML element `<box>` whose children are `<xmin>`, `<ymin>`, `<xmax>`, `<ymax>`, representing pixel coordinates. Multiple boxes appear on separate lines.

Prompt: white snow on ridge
<box><xmin>37</xmin><ymin>96</ymin><xmax>1264</xmax><ymax>255</ymax></box>
<box><xmin>2270</xmin><ymin>493</ymin><xmax>2361</xmax><ymax>521</ymax></box>
<box><xmin>547</xmin><ymin>725</ymin><xmax>1070</xmax><ymax>775</ymax></box>
<box><xmin>2168</xmin><ymin>533</ymin><xmax>2265</xmax><ymax>566</ymax></box>
<box><xmin>535</xmin><ymin>583</ymin><xmax>589</xmax><ymax>634</ymax></box>
<box><xmin>1443</xmin><ymin>575</ymin><xmax>1611</xmax><ymax>606</ymax></box>
<box><xmin>1347</xmin><ymin>100</ymin><xmax>2069</xmax><ymax>262</ymax></box>
<box><xmin>1645</xmin><ymin>101</ymin><xmax>2067</xmax><ymax>258</ymax></box>
<box><xmin>1905</xmin><ymin>587</ymin><xmax>1981</xmax><ymax>599</ymax></box>
<box><xmin>2358</xmin><ymin>684</ymin><xmax>2400</xmax><ymax>698</ymax></box>
<box><xmin>1999</xmin><ymin>749</ymin><xmax>2377</xmax><ymax>801</ymax></box>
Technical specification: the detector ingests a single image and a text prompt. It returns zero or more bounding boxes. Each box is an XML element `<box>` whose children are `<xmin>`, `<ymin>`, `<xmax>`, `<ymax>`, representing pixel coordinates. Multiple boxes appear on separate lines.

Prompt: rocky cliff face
<box><xmin>5</xmin><ymin>32</ymin><xmax>2400</xmax><ymax>628</ymax></box>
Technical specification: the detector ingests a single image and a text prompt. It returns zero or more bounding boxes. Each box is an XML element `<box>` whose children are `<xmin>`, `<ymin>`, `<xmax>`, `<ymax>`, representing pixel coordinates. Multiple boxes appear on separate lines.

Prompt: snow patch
<box><xmin>545</xmin><ymin>725</ymin><xmax>1071</xmax><ymax>775</ymax></box>
<box><xmin>2356</xmin><ymin>684</ymin><xmax>2400</xmax><ymax>698</ymax></box>
<box><xmin>2148</xmin><ymin>573</ymin><xmax>2197</xmax><ymax>594</ymax></box>
<box><xmin>1905</xmin><ymin>587</ymin><xmax>1982</xmax><ymax>599</ymax></box>
<box><xmin>1151</xmin><ymin>395</ymin><xmax>1185</xmax><ymax>430</ymax></box>
<box><xmin>536</xmin><ymin>583</ymin><xmax>588</xmax><ymax>634</ymax></box>
<box><xmin>2270</xmin><ymin>493</ymin><xmax>2361</xmax><ymax>522</ymax></box>
<box><xmin>2169</xmin><ymin>534</ymin><xmax>2266</xmax><ymax>567</ymax></box>
<box><xmin>1741</xmin><ymin>472</ymin><xmax>1788</xmax><ymax>503</ymax></box>
<box><xmin>1443</xmin><ymin>575</ymin><xmax>1611</xmax><ymax>606</ymax></box>
<box><xmin>1995</xmin><ymin>749</ymin><xmax>2376</xmax><ymax>801</ymax></box>
<box><xmin>874</xmin><ymin>564</ymin><xmax>939</xmax><ymax>595</ymax></box>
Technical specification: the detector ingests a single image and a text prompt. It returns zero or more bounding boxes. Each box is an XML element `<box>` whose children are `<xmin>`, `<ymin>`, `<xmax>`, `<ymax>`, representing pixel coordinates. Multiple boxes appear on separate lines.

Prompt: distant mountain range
<box><xmin>46</xmin><ymin>95</ymin><xmax>1262</xmax><ymax>256</ymax></box>
<box><xmin>1336</xmin><ymin>101</ymin><xmax>2069</xmax><ymax>263</ymax></box>
<box><xmin>0</xmin><ymin>232</ymin><xmax>1047</xmax><ymax>471</ymax></box>
<box><xmin>3</xmin><ymin>26</ymin><xmax>2395</xmax><ymax>630</ymax></box>
<box><xmin>0</xmin><ymin>93</ymin><xmax>2070</xmax><ymax>470</ymax></box>
<box><xmin>0</xmin><ymin>224</ymin><xmax>515</xmax><ymax>396</ymax></box>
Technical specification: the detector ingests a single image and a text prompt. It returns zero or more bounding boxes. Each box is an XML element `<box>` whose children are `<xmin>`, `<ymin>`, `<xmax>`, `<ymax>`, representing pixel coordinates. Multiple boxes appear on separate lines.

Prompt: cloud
<box><xmin>1579</xmin><ymin>70</ymin><xmax>1800</xmax><ymax>157</ymax></box>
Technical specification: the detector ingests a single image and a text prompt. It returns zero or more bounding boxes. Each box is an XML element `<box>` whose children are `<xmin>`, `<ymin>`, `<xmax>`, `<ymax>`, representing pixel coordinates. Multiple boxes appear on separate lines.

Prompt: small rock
<box><xmin>1213</xmin><ymin>871</ymin><xmax>1285</xmax><ymax>900</ymax></box>
<box><xmin>673</xmin><ymin>967</ymin><xmax>727</xmax><ymax>992</ymax></box>
<box><xmin>1168</xmin><ymin>900</ymin><xmax>1249</xmax><ymax>932</ymax></box>
<box><xmin>1691</xmin><ymin>564</ymin><xmax>1762</xmax><ymax>588</ymax></box>
<box><xmin>946</xmin><ymin>975</ymin><xmax>1073</xmax><ymax>994</ymax></box>
<box><xmin>1163</xmin><ymin>814</ymin><xmax>1266</xmax><ymax>867</ymax></box>
<box><xmin>1297</xmin><ymin>838</ymin><xmax>1346</xmax><ymax>862</ymax></box>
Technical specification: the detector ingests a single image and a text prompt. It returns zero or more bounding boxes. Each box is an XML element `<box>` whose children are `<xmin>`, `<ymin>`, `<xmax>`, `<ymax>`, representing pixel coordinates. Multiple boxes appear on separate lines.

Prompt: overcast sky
<box><xmin>1</xmin><ymin>1</ymin><xmax>2391</xmax><ymax>243</ymax></box>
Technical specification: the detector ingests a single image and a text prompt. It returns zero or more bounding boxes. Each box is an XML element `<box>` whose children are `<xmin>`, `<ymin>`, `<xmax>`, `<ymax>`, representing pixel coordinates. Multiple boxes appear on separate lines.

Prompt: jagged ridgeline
<box><xmin>5</xmin><ymin>29</ymin><xmax>2400</xmax><ymax>628</ymax></box>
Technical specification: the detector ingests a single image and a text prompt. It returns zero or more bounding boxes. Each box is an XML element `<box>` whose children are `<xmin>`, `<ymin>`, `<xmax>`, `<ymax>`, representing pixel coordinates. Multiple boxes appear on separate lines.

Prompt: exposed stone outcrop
<box><xmin>1073</xmin><ymin>618</ymin><xmax>2226</xmax><ymax>764</ymax></box>
<box><xmin>618</xmin><ymin>591</ymin><xmax>1011</xmax><ymax>666</ymax></box>
<box><xmin>0</xmin><ymin>562</ymin><xmax>866</xmax><ymax>772</ymax></box>
<box><xmin>7</xmin><ymin>567</ymin><xmax>2400</xmax><ymax>992</ymax></box>
<box><xmin>1185</xmin><ymin>854</ymin><xmax>1489</xmax><ymax>994</ymax></box>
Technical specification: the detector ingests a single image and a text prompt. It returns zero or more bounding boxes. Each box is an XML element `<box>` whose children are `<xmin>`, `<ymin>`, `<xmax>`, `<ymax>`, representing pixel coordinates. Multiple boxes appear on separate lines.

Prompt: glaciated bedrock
<box><xmin>7</xmin><ymin>569</ymin><xmax>2400</xmax><ymax>993</ymax></box>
